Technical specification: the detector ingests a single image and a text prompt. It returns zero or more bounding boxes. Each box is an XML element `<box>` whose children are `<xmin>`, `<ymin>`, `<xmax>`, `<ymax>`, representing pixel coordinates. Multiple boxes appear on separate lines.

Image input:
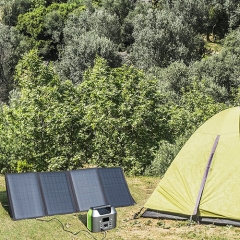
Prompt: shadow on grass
<box><xmin>78</xmin><ymin>213</ymin><xmax>87</xmax><ymax>228</ymax></box>
<box><xmin>0</xmin><ymin>190</ymin><xmax>10</xmax><ymax>215</ymax></box>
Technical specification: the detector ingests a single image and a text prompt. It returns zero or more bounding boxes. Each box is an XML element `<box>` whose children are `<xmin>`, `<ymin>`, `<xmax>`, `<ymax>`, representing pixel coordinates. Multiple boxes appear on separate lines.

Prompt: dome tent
<box><xmin>143</xmin><ymin>107</ymin><xmax>240</xmax><ymax>226</ymax></box>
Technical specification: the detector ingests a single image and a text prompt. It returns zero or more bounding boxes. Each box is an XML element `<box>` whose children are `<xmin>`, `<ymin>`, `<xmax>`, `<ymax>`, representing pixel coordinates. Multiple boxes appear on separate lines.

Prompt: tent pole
<box><xmin>190</xmin><ymin>135</ymin><xmax>220</xmax><ymax>223</ymax></box>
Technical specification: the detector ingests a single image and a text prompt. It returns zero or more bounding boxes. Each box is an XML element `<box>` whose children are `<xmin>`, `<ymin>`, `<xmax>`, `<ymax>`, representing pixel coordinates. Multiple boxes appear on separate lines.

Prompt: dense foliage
<box><xmin>0</xmin><ymin>0</ymin><xmax>239</xmax><ymax>176</ymax></box>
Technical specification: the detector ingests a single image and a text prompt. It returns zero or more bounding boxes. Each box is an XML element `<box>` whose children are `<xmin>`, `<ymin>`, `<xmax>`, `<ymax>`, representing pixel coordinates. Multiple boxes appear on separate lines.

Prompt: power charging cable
<box><xmin>36</xmin><ymin>217</ymin><xmax>107</xmax><ymax>240</ymax></box>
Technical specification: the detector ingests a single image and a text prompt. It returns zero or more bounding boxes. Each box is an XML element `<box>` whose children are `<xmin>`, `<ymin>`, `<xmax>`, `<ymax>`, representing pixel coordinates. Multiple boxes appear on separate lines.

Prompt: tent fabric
<box><xmin>144</xmin><ymin>107</ymin><xmax>240</xmax><ymax>224</ymax></box>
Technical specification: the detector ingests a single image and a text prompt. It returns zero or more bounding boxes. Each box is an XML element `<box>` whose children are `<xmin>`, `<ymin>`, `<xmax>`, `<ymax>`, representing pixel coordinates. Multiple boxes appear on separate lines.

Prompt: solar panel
<box><xmin>70</xmin><ymin>169</ymin><xmax>106</xmax><ymax>211</ymax></box>
<box><xmin>6</xmin><ymin>168</ymin><xmax>135</xmax><ymax>220</ymax></box>
<box><xmin>5</xmin><ymin>173</ymin><xmax>45</xmax><ymax>220</ymax></box>
<box><xmin>38</xmin><ymin>172</ymin><xmax>77</xmax><ymax>215</ymax></box>
<box><xmin>98</xmin><ymin>167</ymin><xmax>135</xmax><ymax>207</ymax></box>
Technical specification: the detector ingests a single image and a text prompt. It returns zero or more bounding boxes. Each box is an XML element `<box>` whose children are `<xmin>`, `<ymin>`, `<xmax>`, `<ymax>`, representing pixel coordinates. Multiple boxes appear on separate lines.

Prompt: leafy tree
<box><xmin>63</xmin><ymin>9</ymin><xmax>122</xmax><ymax>45</ymax></box>
<box><xmin>191</xmin><ymin>28</ymin><xmax>240</xmax><ymax>102</ymax></box>
<box><xmin>0</xmin><ymin>25</ymin><xmax>30</xmax><ymax>103</ymax></box>
<box><xmin>16</xmin><ymin>2</ymin><xmax>84</xmax><ymax>60</ymax></box>
<box><xmin>163</xmin><ymin>0</ymin><xmax>208</xmax><ymax>34</ymax></box>
<box><xmin>58</xmin><ymin>9</ymin><xmax>122</xmax><ymax>83</ymax></box>
<box><xmin>207</xmin><ymin>2</ymin><xmax>228</xmax><ymax>40</ymax></box>
<box><xmin>130</xmin><ymin>8</ymin><xmax>204</xmax><ymax>70</ymax></box>
<box><xmin>147</xmin><ymin>28</ymin><xmax>240</xmax><ymax>104</ymax></box>
<box><xmin>144</xmin><ymin>136</ymin><xmax>187</xmax><ymax>177</ymax></box>
<box><xmin>119</xmin><ymin>1</ymin><xmax>151</xmax><ymax>52</ymax></box>
<box><xmin>1</xmin><ymin>0</ymin><xmax>85</xmax><ymax>27</ymax></box>
<box><xmin>79</xmin><ymin>57</ymin><xmax>170</xmax><ymax>175</ymax></box>
<box><xmin>222</xmin><ymin>27</ymin><xmax>240</xmax><ymax>55</ymax></box>
<box><xmin>1</xmin><ymin>0</ymin><xmax>35</xmax><ymax>26</ymax></box>
<box><xmin>16</xmin><ymin>5</ymin><xmax>47</xmax><ymax>39</ymax></box>
<box><xmin>100</xmin><ymin>0</ymin><xmax>135</xmax><ymax>24</ymax></box>
<box><xmin>221</xmin><ymin>0</ymin><xmax>240</xmax><ymax>30</ymax></box>
<box><xmin>169</xmin><ymin>81</ymin><xmax>227</xmax><ymax>138</ymax></box>
<box><xmin>162</xmin><ymin>0</ymin><xmax>239</xmax><ymax>41</ymax></box>
<box><xmin>0</xmin><ymin>50</ymin><xmax>88</xmax><ymax>173</ymax></box>
<box><xmin>145</xmin><ymin>80</ymin><xmax>227</xmax><ymax>176</ymax></box>
<box><xmin>231</xmin><ymin>87</ymin><xmax>240</xmax><ymax>106</ymax></box>
<box><xmin>150</xmin><ymin>61</ymin><xmax>191</xmax><ymax>94</ymax></box>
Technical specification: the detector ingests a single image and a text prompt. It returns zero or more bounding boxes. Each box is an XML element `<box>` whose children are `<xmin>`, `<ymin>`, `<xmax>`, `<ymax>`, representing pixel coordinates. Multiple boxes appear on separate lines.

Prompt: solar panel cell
<box><xmin>6</xmin><ymin>173</ymin><xmax>45</xmax><ymax>220</ymax></box>
<box><xmin>98</xmin><ymin>168</ymin><xmax>135</xmax><ymax>207</ymax></box>
<box><xmin>70</xmin><ymin>169</ymin><xmax>106</xmax><ymax>211</ymax></box>
<box><xmin>38</xmin><ymin>172</ymin><xmax>76</xmax><ymax>215</ymax></box>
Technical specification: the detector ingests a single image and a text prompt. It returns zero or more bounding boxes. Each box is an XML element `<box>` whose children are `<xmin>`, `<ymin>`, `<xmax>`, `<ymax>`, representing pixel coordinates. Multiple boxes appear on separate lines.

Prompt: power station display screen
<box><xmin>102</xmin><ymin>217</ymin><xmax>109</xmax><ymax>222</ymax></box>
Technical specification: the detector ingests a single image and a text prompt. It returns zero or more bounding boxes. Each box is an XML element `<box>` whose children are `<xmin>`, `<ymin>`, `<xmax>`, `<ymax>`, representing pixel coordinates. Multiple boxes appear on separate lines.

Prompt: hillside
<box><xmin>0</xmin><ymin>0</ymin><xmax>239</xmax><ymax>177</ymax></box>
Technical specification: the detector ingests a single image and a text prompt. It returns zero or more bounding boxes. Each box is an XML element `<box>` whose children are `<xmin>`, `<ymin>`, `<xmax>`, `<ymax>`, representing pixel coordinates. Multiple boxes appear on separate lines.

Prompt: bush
<box><xmin>145</xmin><ymin>134</ymin><xmax>189</xmax><ymax>177</ymax></box>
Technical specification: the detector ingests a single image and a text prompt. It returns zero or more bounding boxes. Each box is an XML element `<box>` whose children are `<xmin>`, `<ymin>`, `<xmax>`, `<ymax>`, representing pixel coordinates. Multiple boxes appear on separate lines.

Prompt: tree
<box><xmin>223</xmin><ymin>0</ymin><xmax>240</xmax><ymax>30</ymax></box>
<box><xmin>16</xmin><ymin>2</ymin><xmax>83</xmax><ymax>60</ymax></box>
<box><xmin>79</xmin><ymin>57</ymin><xmax>170</xmax><ymax>175</ymax></box>
<box><xmin>169</xmin><ymin>81</ymin><xmax>226</xmax><ymax>138</ymax></box>
<box><xmin>100</xmin><ymin>0</ymin><xmax>135</xmax><ymax>24</ymax></box>
<box><xmin>162</xmin><ymin>0</ymin><xmax>239</xmax><ymax>41</ymax></box>
<box><xmin>222</xmin><ymin>27</ymin><xmax>240</xmax><ymax>55</ymax></box>
<box><xmin>0</xmin><ymin>50</ymin><xmax>88</xmax><ymax>173</ymax></box>
<box><xmin>130</xmin><ymin>8</ymin><xmax>204</xmax><ymax>70</ymax></box>
<box><xmin>163</xmin><ymin>0</ymin><xmax>208</xmax><ymax>34</ymax></box>
<box><xmin>150</xmin><ymin>61</ymin><xmax>191</xmax><ymax>94</ymax></box>
<box><xmin>120</xmin><ymin>1</ymin><xmax>151</xmax><ymax>52</ymax></box>
<box><xmin>1</xmin><ymin>0</ymin><xmax>35</xmax><ymax>26</ymax></box>
<box><xmin>191</xmin><ymin>28</ymin><xmax>240</xmax><ymax>102</ymax></box>
<box><xmin>145</xmin><ymin>80</ymin><xmax>227</xmax><ymax>176</ymax></box>
<box><xmin>207</xmin><ymin>2</ymin><xmax>228</xmax><ymax>40</ymax></box>
<box><xmin>58</xmin><ymin>9</ymin><xmax>122</xmax><ymax>83</ymax></box>
<box><xmin>0</xmin><ymin>25</ymin><xmax>30</xmax><ymax>103</ymax></box>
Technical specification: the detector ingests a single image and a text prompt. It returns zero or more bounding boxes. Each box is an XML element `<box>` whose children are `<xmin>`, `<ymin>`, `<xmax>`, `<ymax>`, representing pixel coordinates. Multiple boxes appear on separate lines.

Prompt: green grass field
<box><xmin>0</xmin><ymin>174</ymin><xmax>240</xmax><ymax>240</ymax></box>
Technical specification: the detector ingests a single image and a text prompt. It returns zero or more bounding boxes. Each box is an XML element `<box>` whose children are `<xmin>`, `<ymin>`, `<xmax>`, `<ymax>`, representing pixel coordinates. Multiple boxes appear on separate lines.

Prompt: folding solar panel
<box><xmin>70</xmin><ymin>169</ymin><xmax>106</xmax><ymax>211</ymax></box>
<box><xmin>5</xmin><ymin>173</ymin><xmax>45</xmax><ymax>220</ymax></box>
<box><xmin>98</xmin><ymin>167</ymin><xmax>135</xmax><ymax>207</ymax></box>
<box><xmin>6</xmin><ymin>167</ymin><xmax>135</xmax><ymax>220</ymax></box>
<box><xmin>38</xmin><ymin>172</ymin><xmax>77</xmax><ymax>215</ymax></box>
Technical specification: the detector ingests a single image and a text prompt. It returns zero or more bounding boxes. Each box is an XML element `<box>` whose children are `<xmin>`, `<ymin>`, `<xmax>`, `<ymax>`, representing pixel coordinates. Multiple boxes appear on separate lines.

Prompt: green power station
<box><xmin>87</xmin><ymin>205</ymin><xmax>117</xmax><ymax>232</ymax></box>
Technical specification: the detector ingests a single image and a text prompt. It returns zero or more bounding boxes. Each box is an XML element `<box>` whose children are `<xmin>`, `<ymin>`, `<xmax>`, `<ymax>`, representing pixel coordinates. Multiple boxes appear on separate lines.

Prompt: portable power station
<box><xmin>87</xmin><ymin>205</ymin><xmax>117</xmax><ymax>232</ymax></box>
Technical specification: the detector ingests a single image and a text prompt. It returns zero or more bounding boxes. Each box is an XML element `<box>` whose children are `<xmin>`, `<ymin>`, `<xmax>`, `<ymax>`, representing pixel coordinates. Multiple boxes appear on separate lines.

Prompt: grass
<box><xmin>204</xmin><ymin>35</ymin><xmax>222</xmax><ymax>56</ymax></box>
<box><xmin>1</xmin><ymin>175</ymin><xmax>240</xmax><ymax>239</ymax></box>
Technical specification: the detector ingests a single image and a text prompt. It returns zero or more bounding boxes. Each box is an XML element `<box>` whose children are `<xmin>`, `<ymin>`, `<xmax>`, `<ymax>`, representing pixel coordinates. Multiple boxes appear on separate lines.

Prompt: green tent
<box><xmin>143</xmin><ymin>107</ymin><xmax>240</xmax><ymax>226</ymax></box>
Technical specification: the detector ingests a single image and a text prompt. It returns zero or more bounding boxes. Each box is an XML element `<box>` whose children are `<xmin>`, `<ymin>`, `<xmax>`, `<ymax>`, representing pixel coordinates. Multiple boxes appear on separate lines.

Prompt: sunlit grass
<box><xmin>0</xmin><ymin>175</ymin><xmax>239</xmax><ymax>239</ymax></box>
